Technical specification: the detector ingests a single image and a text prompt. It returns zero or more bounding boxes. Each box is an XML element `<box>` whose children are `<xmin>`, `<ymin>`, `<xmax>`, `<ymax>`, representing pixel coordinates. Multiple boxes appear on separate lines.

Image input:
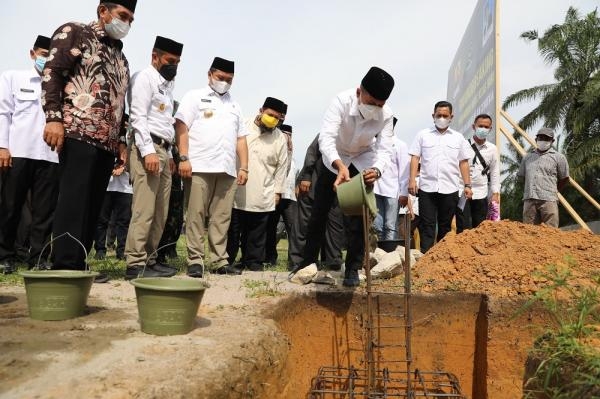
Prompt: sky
<box><xmin>2</xmin><ymin>0</ymin><xmax>598</xmax><ymax>167</ymax></box>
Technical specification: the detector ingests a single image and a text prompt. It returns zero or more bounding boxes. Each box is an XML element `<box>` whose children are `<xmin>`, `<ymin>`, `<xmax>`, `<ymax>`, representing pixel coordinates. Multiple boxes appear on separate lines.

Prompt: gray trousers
<box><xmin>523</xmin><ymin>199</ymin><xmax>559</xmax><ymax>227</ymax></box>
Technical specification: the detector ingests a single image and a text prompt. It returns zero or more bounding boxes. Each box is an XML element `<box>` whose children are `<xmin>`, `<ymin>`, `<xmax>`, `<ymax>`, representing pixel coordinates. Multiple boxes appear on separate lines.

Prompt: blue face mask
<box><xmin>34</xmin><ymin>56</ymin><xmax>47</xmax><ymax>73</ymax></box>
<box><xmin>474</xmin><ymin>127</ymin><xmax>490</xmax><ymax>139</ymax></box>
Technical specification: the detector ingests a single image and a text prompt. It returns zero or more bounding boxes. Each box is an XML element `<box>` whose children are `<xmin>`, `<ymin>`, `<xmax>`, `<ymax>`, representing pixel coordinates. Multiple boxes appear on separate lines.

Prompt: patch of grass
<box><xmin>520</xmin><ymin>257</ymin><xmax>600</xmax><ymax>399</ymax></box>
<box><xmin>0</xmin><ymin>261</ymin><xmax>28</xmax><ymax>286</ymax></box>
<box><xmin>242</xmin><ymin>276</ymin><xmax>283</xmax><ymax>298</ymax></box>
<box><xmin>0</xmin><ymin>233</ymin><xmax>293</xmax><ymax>286</ymax></box>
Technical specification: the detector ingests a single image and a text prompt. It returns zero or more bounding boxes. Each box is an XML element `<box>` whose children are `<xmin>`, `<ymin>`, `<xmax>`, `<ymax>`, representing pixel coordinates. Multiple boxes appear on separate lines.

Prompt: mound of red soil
<box><xmin>413</xmin><ymin>220</ymin><xmax>600</xmax><ymax>298</ymax></box>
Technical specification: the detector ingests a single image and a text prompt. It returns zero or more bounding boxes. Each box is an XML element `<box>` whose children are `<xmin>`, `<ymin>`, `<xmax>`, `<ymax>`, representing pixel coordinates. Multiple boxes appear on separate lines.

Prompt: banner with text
<box><xmin>447</xmin><ymin>0</ymin><xmax>497</xmax><ymax>142</ymax></box>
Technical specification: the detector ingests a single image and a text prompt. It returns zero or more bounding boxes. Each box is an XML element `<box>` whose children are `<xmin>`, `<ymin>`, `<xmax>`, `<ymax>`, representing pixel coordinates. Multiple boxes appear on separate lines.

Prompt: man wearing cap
<box><xmin>518</xmin><ymin>127</ymin><xmax>569</xmax><ymax>228</ymax></box>
<box><xmin>300</xmin><ymin>66</ymin><xmax>395</xmax><ymax>287</ymax></box>
<box><xmin>0</xmin><ymin>35</ymin><xmax>58</xmax><ymax>274</ymax></box>
<box><xmin>124</xmin><ymin>36</ymin><xmax>183</xmax><ymax>279</ymax></box>
<box><xmin>42</xmin><ymin>1</ymin><xmax>136</xmax><ymax>276</ymax></box>
<box><xmin>226</xmin><ymin>97</ymin><xmax>289</xmax><ymax>272</ymax></box>
<box><xmin>264</xmin><ymin>124</ymin><xmax>298</xmax><ymax>267</ymax></box>
<box><xmin>408</xmin><ymin>101</ymin><xmax>473</xmax><ymax>254</ymax></box>
<box><xmin>176</xmin><ymin>57</ymin><xmax>248</xmax><ymax>277</ymax></box>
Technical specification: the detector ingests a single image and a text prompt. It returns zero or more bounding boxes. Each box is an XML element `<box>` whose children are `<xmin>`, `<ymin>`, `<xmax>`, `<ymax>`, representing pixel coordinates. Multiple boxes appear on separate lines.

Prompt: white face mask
<box><xmin>358</xmin><ymin>103</ymin><xmax>382</xmax><ymax>121</ymax></box>
<box><xmin>210</xmin><ymin>78</ymin><xmax>231</xmax><ymax>95</ymax></box>
<box><xmin>104</xmin><ymin>15</ymin><xmax>130</xmax><ymax>40</ymax></box>
<box><xmin>536</xmin><ymin>139</ymin><xmax>552</xmax><ymax>152</ymax></box>
<box><xmin>434</xmin><ymin>117</ymin><xmax>451</xmax><ymax>129</ymax></box>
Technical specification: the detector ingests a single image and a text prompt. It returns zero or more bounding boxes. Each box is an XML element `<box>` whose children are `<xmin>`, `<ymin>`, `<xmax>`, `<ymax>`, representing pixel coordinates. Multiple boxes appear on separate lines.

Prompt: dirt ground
<box><xmin>413</xmin><ymin>220</ymin><xmax>600</xmax><ymax>297</ymax></box>
<box><xmin>1</xmin><ymin>220</ymin><xmax>598</xmax><ymax>399</ymax></box>
<box><xmin>0</xmin><ymin>271</ymin><xmax>335</xmax><ymax>399</ymax></box>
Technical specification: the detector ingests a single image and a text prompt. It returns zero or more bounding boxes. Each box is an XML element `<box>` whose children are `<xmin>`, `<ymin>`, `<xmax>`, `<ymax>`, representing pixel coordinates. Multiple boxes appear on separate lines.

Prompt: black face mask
<box><xmin>159</xmin><ymin>64</ymin><xmax>178</xmax><ymax>81</ymax></box>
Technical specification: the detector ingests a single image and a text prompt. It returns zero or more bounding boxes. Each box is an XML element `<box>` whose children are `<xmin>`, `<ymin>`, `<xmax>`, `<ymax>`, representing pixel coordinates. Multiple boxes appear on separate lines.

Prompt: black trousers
<box><xmin>157</xmin><ymin>175</ymin><xmax>184</xmax><ymax>261</ymax></box>
<box><xmin>291</xmin><ymin>189</ymin><xmax>344</xmax><ymax>269</ymax></box>
<box><xmin>52</xmin><ymin>139</ymin><xmax>115</xmax><ymax>270</ymax></box>
<box><xmin>15</xmin><ymin>192</ymin><xmax>32</xmax><ymax>261</ymax></box>
<box><xmin>226</xmin><ymin>208</ymin><xmax>270</xmax><ymax>268</ymax></box>
<box><xmin>0</xmin><ymin>158</ymin><xmax>59</xmax><ymax>266</ymax></box>
<box><xmin>302</xmin><ymin>165</ymin><xmax>363</xmax><ymax>271</ymax></box>
<box><xmin>456</xmin><ymin>198</ymin><xmax>488</xmax><ymax>233</ymax></box>
<box><xmin>94</xmin><ymin>191</ymin><xmax>132</xmax><ymax>257</ymax></box>
<box><xmin>264</xmin><ymin>198</ymin><xmax>297</xmax><ymax>265</ymax></box>
<box><xmin>418</xmin><ymin>190</ymin><xmax>459</xmax><ymax>253</ymax></box>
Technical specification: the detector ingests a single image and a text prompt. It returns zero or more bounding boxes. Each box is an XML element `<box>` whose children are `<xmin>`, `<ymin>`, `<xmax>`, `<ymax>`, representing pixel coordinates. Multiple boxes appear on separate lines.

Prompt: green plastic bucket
<box><xmin>336</xmin><ymin>173</ymin><xmax>378</xmax><ymax>216</ymax></box>
<box><xmin>131</xmin><ymin>278</ymin><xmax>209</xmax><ymax>336</ymax></box>
<box><xmin>20</xmin><ymin>270</ymin><xmax>98</xmax><ymax>321</ymax></box>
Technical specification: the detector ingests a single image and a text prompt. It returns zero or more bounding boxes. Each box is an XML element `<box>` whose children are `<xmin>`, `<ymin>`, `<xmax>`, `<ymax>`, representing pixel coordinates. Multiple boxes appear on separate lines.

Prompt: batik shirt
<box><xmin>41</xmin><ymin>21</ymin><xmax>129</xmax><ymax>154</ymax></box>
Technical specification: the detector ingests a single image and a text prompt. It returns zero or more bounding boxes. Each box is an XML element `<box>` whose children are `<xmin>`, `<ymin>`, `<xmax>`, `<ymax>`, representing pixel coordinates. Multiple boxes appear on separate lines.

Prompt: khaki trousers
<box><xmin>523</xmin><ymin>199</ymin><xmax>559</xmax><ymax>227</ymax></box>
<box><xmin>125</xmin><ymin>144</ymin><xmax>172</xmax><ymax>267</ymax></box>
<box><xmin>184</xmin><ymin>173</ymin><xmax>237</xmax><ymax>269</ymax></box>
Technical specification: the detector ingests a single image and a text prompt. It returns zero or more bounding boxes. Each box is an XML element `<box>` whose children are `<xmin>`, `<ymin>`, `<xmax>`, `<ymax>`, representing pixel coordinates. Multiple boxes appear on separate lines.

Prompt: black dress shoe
<box><xmin>246</xmin><ymin>263</ymin><xmax>264</xmax><ymax>272</ymax></box>
<box><xmin>342</xmin><ymin>269</ymin><xmax>360</xmax><ymax>287</ymax></box>
<box><xmin>151</xmin><ymin>263</ymin><xmax>177</xmax><ymax>276</ymax></box>
<box><xmin>125</xmin><ymin>266</ymin><xmax>173</xmax><ymax>280</ymax></box>
<box><xmin>0</xmin><ymin>259</ymin><xmax>16</xmax><ymax>274</ymax></box>
<box><xmin>155</xmin><ymin>261</ymin><xmax>177</xmax><ymax>271</ymax></box>
<box><xmin>187</xmin><ymin>264</ymin><xmax>204</xmax><ymax>278</ymax></box>
<box><xmin>215</xmin><ymin>265</ymin><xmax>242</xmax><ymax>275</ymax></box>
<box><xmin>28</xmin><ymin>261</ymin><xmax>53</xmax><ymax>270</ymax></box>
<box><xmin>94</xmin><ymin>273</ymin><xmax>110</xmax><ymax>283</ymax></box>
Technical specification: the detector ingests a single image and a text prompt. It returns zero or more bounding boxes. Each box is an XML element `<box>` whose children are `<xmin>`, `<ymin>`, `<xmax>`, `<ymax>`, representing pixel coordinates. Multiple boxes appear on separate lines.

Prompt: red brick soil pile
<box><xmin>413</xmin><ymin>220</ymin><xmax>600</xmax><ymax>298</ymax></box>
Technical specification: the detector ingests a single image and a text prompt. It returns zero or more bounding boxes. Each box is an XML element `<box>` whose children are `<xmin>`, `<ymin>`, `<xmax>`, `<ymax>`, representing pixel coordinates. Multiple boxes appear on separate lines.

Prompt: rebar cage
<box><xmin>307</xmin><ymin>205</ymin><xmax>466</xmax><ymax>399</ymax></box>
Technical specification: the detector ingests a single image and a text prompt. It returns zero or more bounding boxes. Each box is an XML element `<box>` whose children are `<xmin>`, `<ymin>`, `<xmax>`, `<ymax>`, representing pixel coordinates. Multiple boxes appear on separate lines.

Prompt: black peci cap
<box><xmin>361</xmin><ymin>66</ymin><xmax>395</xmax><ymax>101</ymax></box>
<box><xmin>211</xmin><ymin>57</ymin><xmax>234</xmax><ymax>73</ymax></box>
<box><xmin>153</xmin><ymin>36</ymin><xmax>183</xmax><ymax>56</ymax></box>
<box><xmin>262</xmin><ymin>97</ymin><xmax>286</xmax><ymax>114</ymax></box>
<box><xmin>100</xmin><ymin>0</ymin><xmax>137</xmax><ymax>13</ymax></box>
<box><xmin>33</xmin><ymin>35</ymin><xmax>51</xmax><ymax>50</ymax></box>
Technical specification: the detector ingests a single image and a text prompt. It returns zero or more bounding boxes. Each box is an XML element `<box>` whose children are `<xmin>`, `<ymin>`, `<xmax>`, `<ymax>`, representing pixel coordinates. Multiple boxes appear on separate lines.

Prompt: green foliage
<box><xmin>519</xmin><ymin>258</ymin><xmax>600</xmax><ymax>398</ymax></box>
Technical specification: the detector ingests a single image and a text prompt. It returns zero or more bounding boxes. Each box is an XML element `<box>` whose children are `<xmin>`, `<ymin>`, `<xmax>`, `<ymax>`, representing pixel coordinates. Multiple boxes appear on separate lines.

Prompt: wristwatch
<box><xmin>180</xmin><ymin>155</ymin><xmax>189</xmax><ymax>162</ymax></box>
<box><xmin>464</xmin><ymin>183</ymin><xmax>472</xmax><ymax>189</ymax></box>
<box><xmin>372</xmin><ymin>167</ymin><xmax>382</xmax><ymax>178</ymax></box>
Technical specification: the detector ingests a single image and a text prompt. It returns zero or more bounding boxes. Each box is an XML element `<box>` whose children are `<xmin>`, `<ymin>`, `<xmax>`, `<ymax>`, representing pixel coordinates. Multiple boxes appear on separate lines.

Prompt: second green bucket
<box><xmin>131</xmin><ymin>278</ymin><xmax>209</xmax><ymax>336</ymax></box>
<box><xmin>336</xmin><ymin>173</ymin><xmax>378</xmax><ymax>216</ymax></box>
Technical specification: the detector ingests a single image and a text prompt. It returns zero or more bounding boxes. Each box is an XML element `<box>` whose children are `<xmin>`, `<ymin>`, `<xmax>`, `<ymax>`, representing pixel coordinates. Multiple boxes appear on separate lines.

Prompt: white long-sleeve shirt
<box><xmin>107</xmin><ymin>171</ymin><xmax>133</xmax><ymax>194</ymax></box>
<box><xmin>0</xmin><ymin>68</ymin><xmax>57</xmax><ymax>162</ymax></box>
<box><xmin>127</xmin><ymin>66</ymin><xmax>175</xmax><ymax>158</ymax></box>
<box><xmin>175</xmin><ymin>86</ymin><xmax>247</xmax><ymax>177</ymax></box>
<box><xmin>408</xmin><ymin>126</ymin><xmax>474</xmax><ymax>194</ymax></box>
<box><xmin>374</xmin><ymin>136</ymin><xmax>409</xmax><ymax>198</ymax></box>
<box><xmin>319</xmin><ymin>88</ymin><xmax>394</xmax><ymax>174</ymax></box>
<box><xmin>281</xmin><ymin>158</ymin><xmax>297</xmax><ymax>201</ymax></box>
<box><xmin>233</xmin><ymin>121</ymin><xmax>289</xmax><ymax>212</ymax></box>
<box><xmin>466</xmin><ymin>139</ymin><xmax>501</xmax><ymax>200</ymax></box>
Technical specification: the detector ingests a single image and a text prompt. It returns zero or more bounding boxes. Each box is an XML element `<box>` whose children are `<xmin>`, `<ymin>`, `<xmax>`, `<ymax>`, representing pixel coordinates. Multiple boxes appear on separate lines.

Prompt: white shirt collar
<box><xmin>349</xmin><ymin>93</ymin><xmax>360</xmax><ymax>117</ymax></box>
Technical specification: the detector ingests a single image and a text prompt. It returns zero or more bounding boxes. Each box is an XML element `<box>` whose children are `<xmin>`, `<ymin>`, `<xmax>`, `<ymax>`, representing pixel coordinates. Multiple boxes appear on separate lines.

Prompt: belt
<box><xmin>150</xmin><ymin>134</ymin><xmax>172</xmax><ymax>151</ymax></box>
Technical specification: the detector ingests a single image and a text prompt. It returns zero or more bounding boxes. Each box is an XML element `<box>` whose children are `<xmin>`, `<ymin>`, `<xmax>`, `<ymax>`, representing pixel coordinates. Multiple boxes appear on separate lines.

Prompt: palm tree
<box><xmin>502</xmin><ymin>7</ymin><xmax>600</xmax><ymax>141</ymax></box>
